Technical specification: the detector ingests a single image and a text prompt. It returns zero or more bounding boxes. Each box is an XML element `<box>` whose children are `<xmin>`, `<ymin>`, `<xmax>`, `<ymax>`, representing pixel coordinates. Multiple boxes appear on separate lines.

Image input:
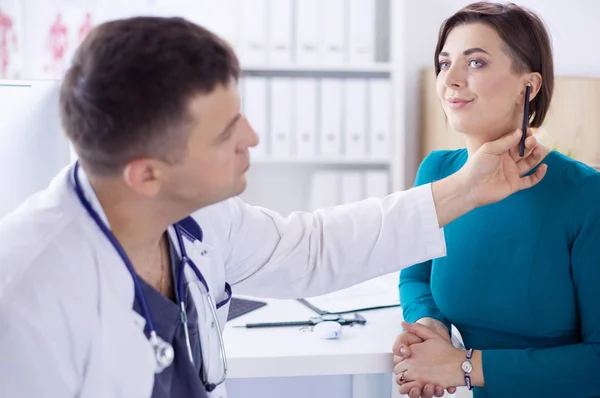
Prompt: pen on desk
<box><xmin>232</xmin><ymin>320</ymin><xmax>313</xmax><ymax>328</ymax></box>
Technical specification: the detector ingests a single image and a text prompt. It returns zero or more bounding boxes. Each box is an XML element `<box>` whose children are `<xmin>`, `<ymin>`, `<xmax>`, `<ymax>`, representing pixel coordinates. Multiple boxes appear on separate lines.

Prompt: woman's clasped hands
<box><xmin>392</xmin><ymin>320</ymin><xmax>473</xmax><ymax>398</ymax></box>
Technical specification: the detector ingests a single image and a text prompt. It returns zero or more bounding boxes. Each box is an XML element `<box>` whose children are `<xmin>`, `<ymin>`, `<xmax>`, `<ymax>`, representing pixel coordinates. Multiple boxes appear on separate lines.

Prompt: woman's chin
<box><xmin>448</xmin><ymin>119</ymin><xmax>477</xmax><ymax>136</ymax></box>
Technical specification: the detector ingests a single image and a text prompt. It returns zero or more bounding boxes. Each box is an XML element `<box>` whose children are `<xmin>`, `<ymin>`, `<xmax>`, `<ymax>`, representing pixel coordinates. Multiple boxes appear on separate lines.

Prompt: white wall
<box><xmin>399</xmin><ymin>0</ymin><xmax>600</xmax><ymax>185</ymax></box>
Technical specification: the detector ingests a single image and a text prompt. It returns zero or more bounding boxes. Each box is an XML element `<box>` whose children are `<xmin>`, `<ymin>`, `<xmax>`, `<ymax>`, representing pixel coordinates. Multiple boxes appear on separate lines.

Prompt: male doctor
<box><xmin>0</xmin><ymin>17</ymin><xmax>546</xmax><ymax>398</ymax></box>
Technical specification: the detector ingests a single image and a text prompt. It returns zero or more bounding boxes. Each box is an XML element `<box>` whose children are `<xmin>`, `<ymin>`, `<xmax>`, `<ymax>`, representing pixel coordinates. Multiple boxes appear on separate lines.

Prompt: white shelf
<box><xmin>241</xmin><ymin>64</ymin><xmax>392</xmax><ymax>74</ymax></box>
<box><xmin>251</xmin><ymin>157</ymin><xmax>390</xmax><ymax>166</ymax></box>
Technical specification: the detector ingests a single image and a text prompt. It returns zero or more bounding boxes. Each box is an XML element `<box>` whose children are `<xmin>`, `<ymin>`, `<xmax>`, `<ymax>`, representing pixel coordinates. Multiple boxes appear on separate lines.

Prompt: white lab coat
<box><xmin>0</xmin><ymin>165</ymin><xmax>446</xmax><ymax>398</ymax></box>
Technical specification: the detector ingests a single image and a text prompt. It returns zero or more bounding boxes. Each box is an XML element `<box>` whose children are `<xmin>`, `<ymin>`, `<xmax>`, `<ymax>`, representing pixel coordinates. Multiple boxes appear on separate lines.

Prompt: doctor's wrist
<box><xmin>431</xmin><ymin>172</ymin><xmax>475</xmax><ymax>228</ymax></box>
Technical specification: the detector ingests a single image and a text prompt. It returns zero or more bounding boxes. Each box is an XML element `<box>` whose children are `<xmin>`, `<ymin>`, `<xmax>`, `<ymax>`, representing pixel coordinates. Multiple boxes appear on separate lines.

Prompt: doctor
<box><xmin>0</xmin><ymin>16</ymin><xmax>546</xmax><ymax>398</ymax></box>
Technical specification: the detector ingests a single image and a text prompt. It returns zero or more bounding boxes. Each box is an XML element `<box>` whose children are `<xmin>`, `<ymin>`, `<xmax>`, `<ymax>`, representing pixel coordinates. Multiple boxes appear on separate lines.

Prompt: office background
<box><xmin>1</xmin><ymin>0</ymin><xmax>598</xmax><ymax>397</ymax></box>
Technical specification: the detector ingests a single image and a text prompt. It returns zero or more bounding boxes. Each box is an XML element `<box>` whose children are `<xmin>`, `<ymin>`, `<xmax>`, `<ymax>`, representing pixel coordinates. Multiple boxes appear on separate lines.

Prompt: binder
<box><xmin>369</xmin><ymin>80</ymin><xmax>391</xmax><ymax>159</ymax></box>
<box><xmin>294</xmin><ymin>0</ymin><xmax>319</xmax><ymax>64</ymax></box>
<box><xmin>308</xmin><ymin>171</ymin><xmax>340</xmax><ymax>210</ymax></box>
<box><xmin>205</xmin><ymin>0</ymin><xmax>240</xmax><ymax>51</ymax></box>
<box><xmin>293</xmin><ymin>78</ymin><xmax>318</xmax><ymax>158</ymax></box>
<box><xmin>319</xmin><ymin>0</ymin><xmax>346</xmax><ymax>64</ymax></box>
<box><xmin>364</xmin><ymin>170</ymin><xmax>389</xmax><ymax>198</ymax></box>
<box><xmin>268</xmin><ymin>0</ymin><xmax>293</xmax><ymax>64</ymax></box>
<box><xmin>343</xmin><ymin>79</ymin><xmax>368</xmax><ymax>159</ymax></box>
<box><xmin>239</xmin><ymin>0</ymin><xmax>268</xmax><ymax>64</ymax></box>
<box><xmin>319</xmin><ymin>79</ymin><xmax>343</xmax><ymax>157</ymax></box>
<box><xmin>269</xmin><ymin>78</ymin><xmax>293</xmax><ymax>157</ymax></box>
<box><xmin>347</xmin><ymin>0</ymin><xmax>375</xmax><ymax>64</ymax></box>
<box><xmin>340</xmin><ymin>172</ymin><xmax>364</xmax><ymax>204</ymax></box>
<box><xmin>242</xmin><ymin>76</ymin><xmax>268</xmax><ymax>157</ymax></box>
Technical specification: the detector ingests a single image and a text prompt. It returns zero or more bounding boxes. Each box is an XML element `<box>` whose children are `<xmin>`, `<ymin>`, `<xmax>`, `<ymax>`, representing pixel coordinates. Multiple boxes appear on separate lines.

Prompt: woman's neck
<box><xmin>462</xmin><ymin>127</ymin><xmax>552</xmax><ymax>167</ymax></box>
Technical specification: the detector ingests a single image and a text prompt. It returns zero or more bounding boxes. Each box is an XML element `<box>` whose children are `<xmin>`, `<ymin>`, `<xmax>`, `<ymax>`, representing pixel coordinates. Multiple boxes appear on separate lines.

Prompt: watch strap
<box><xmin>464</xmin><ymin>348</ymin><xmax>474</xmax><ymax>390</ymax></box>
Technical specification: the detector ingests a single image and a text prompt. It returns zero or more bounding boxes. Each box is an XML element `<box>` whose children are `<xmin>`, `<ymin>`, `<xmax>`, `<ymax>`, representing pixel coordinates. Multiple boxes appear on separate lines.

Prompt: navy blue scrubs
<box><xmin>133</xmin><ymin>239</ymin><xmax>208</xmax><ymax>398</ymax></box>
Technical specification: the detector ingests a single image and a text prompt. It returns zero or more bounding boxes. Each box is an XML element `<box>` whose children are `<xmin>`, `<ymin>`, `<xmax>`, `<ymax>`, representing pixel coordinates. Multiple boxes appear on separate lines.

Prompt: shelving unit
<box><xmin>242</xmin><ymin>64</ymin><xmax>392</xmax><ymax>74</ymax></box>
<box><xmin>251</xmin><ymin>157</ymin><xmax>390</xmax><ymax>166</ymax></box>
<box><xmin>231</xmin><ymin>0</ymin><xmax>406</xmax><ymax>216</ymax></box>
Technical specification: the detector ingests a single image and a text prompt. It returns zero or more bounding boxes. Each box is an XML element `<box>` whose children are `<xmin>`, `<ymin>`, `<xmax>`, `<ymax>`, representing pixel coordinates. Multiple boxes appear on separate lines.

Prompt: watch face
<box><xmin>461</xmin><ymin>360</ymin><xmax>473</xmax><ymax>373</ymax></box>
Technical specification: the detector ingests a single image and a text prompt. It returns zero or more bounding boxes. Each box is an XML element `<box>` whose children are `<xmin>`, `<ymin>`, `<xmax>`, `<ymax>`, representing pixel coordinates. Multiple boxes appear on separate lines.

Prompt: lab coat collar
<box><xmin>73</xmin><ymin>165</ymin><xmax>112</xmax><ymax>228</ymax></box>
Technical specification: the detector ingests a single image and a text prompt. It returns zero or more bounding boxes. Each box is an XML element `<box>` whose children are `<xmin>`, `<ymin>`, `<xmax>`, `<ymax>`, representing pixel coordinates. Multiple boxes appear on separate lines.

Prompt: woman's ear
<box><xmin>524</xmin><ymin>72</ymin><xmax>543</xmax><ymax>102</ymax></box>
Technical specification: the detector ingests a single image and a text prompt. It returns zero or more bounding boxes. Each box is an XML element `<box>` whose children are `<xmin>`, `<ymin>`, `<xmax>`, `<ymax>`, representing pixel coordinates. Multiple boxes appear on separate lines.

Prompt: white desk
<box><xmin>223</xmin><ymin>297</ymin><xmax>403</xmax><ymax>398</ymax></box>
<box><xmin>223</xmin><ymin>297</ymin><xmax>472</xmax><ymax>398</ymax></box>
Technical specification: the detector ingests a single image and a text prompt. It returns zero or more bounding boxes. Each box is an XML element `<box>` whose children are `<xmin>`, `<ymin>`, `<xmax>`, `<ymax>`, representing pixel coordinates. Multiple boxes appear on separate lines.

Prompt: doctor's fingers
<box><xmin>515</xmin><ymin>144</ymin><xmax>544</xmax><ymax>176</ymax></box>
<box><xmin>508</xmin><ymin>128</ymin><xmax>536</xmax><ymax>163</ymax></box>
<box><xmin>392</xmin><ymin>331</ymin><xmax>424</xmax><ymax>357</ymax></box>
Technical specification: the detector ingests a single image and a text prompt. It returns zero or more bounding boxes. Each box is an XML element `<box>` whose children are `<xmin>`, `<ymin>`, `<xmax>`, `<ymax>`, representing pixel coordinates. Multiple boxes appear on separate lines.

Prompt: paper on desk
<box><xmin>303</xmin><ymin>272</ymin><xmax>400</xmax><ymax>313</ymax></box>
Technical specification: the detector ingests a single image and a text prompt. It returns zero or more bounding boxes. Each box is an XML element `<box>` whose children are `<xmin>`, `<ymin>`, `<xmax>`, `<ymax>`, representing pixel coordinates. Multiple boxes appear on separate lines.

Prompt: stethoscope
<box><xmin>70</xmin><ymin>162</ymin><xmax>228</xmax><ymax>391</ymax></box>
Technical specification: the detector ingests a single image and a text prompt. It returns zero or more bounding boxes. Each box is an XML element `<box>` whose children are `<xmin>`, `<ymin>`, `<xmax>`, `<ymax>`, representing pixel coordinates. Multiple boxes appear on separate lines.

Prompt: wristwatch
<box><xmin>462</xmin><ymin>348</ymin><xmax>474</xmax><ymax>390</ymax></box>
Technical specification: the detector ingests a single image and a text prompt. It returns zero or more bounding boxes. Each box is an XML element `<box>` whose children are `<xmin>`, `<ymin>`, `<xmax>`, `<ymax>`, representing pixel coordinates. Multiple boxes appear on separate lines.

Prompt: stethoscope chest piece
<box><xmin>151</xmin><ymin>332</ymin><xmax>175</xmax><ymax>374</ymax></box>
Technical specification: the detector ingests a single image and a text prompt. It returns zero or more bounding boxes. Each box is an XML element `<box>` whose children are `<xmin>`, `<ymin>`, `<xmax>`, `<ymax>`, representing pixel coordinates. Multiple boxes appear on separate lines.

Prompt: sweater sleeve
<box><xmin>399</xmin><ymin>151</ymin><xmax>451</xmax><ymax>330</ymax></box>
<box><xmin>481</xmin><ymin>174</ymin><xmax>600</xmax><ymax>397</ymax></box>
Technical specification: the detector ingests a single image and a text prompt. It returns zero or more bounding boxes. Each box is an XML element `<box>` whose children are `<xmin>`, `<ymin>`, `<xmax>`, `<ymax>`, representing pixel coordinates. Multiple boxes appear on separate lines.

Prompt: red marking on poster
<box><xmin>79</xmin><ymin>12</ymin><xmax>93</xmax><ymax>44</ymax></box>
<box><xmin>45</xmin><ymin>13</ymin><xmax>68</xmax><ymax>78</ymax></box>
<box><xmin>0</xmin><ymin>8</ymin><xmax>17</xmax><ymax>78</ymax></box>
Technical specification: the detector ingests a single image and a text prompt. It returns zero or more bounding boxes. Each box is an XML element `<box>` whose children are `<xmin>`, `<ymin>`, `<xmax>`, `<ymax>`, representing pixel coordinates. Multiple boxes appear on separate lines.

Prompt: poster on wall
<box><xmin>20</xmin><ymin>0</ymin><xmax>102</xmax><ymax>80</ymax></box>
<box><xmin>150</xmin><ymin>0</ymin><xmax>238</xmax><ymax>51</ymax></box>
<box><xmin>151</xmin><ymin>0</ymin><xmax>206</xmax><ymax>23</ymax></box>
<box><xmin>95</xmin><ymin>0</ymin><xmax>153</xmax><ymax>21</ymax></box>
<box><xmin>0</xmin><ymin>0</ymin><xmax>24</xmax><ymax>80</ymax></box>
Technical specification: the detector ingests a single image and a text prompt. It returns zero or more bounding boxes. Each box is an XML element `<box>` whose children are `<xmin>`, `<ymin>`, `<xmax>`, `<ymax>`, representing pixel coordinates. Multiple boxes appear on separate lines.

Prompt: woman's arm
<box><xmin>400</xmin><ymin>151</ymin><xmax>452</xmax><ymax>330</ymax></box>
<box><xmin>400</xmin><ymin>261</ymin><xmax>451</xmax><ymax>332</ymax></box>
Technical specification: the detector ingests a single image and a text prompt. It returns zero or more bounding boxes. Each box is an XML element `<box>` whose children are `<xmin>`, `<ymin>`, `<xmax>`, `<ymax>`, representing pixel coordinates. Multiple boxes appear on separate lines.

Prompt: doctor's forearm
<box><xmin>431</xmin><ymin>174</ymin><xmax>474</xmax><ymax>228</ymax></box>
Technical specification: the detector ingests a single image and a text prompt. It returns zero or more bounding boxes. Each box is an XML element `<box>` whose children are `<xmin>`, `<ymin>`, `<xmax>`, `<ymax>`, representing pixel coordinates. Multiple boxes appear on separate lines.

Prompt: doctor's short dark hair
<box><xmin>60</xmin><ymin>16</ymin><xmax>240</xmax><ymax>176</ymax></box>
<box><xmin>434</xmin><ymin>2</ymin><xmax>554</xmax><ymax>128</ymax></box>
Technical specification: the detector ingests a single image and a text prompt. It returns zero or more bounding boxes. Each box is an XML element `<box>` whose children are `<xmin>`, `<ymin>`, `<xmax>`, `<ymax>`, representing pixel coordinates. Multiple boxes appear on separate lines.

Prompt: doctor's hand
<box><xmin>393</xmin><ymin>322</ymin><xmax>468</xmax><ymax>396</ymax></box>
<box><xmin>432</xmin><ymin>128</ymin><xmax>547</xmax><ymax>227</ymax></box>
<box><xmin>459</xmin><ymin>128</ymin><xmax>547</xmax><ymax>208</ymax></box>
<box><xmin>392</xmin><ymin>319</ymin><xmax>457</xmax><ymax>398</ymax></box>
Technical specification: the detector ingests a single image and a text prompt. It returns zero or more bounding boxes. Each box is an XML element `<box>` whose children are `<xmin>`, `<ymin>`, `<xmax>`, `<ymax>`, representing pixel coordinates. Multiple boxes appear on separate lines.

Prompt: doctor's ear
<box><xmin>519</xmin><ymin>73</ymin><xmax>542</xmax><ymax>104</ymax></box>
<box><xmin>122</xmin><ymin>159</ymin><xmax>163</xmax><ymax>197</ymax></box>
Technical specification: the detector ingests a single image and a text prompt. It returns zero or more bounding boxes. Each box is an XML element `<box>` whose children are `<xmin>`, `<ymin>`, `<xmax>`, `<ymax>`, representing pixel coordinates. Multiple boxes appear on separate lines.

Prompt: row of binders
<box><xmin>308</xmin><ymin>170</ymin><xmax>390</xmax><ymax>210</ymax></box>
<box><xmin>152</xmin><ymin>0</ymin><xmax>383</xmax><ymax>66</ymax></box>
<box><xmin>241</xmin><ymin>77</ymin><xmax>391</xmax><ymax>160</ymax></box>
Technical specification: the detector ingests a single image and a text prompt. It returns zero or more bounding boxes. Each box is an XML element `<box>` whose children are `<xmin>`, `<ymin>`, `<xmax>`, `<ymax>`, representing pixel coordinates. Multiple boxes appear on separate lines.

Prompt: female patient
<box><xmin>394</xmin><ymin>3</ymin><xmax>600</xmax><ymax>398</ymax></box>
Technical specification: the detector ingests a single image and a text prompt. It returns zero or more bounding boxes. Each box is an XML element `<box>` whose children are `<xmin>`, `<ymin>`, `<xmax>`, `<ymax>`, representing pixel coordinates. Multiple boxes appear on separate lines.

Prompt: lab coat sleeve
<box><xmin>223</xmin><ymin>183</ymin><xmax>446</xmax><ymax>298</ymax></box>
<box><xmin>0</xmin><ymin>304</ymin><xmax>78</xmax><ymax>397</ymax></box>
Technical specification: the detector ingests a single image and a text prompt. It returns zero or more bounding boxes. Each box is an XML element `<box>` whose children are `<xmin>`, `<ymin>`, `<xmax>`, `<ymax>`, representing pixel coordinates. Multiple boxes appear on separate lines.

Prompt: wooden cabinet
<box><xmin>418</xmin><ymin>68</ymin><xmax>600</xmax><ymax>169</ymax></box>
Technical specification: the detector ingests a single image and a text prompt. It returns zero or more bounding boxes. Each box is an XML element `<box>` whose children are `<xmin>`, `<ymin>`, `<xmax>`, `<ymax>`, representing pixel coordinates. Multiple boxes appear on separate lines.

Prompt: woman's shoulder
<box><xmin>415</xmin><ymin>149</ymin><xmax>467</xmax><ymax>185</ymax></box>
<box><xmin>546</xmin><ymin>151</ymin><xmax>600</xmax><ymax>210</ymax></box>
<box><xmin>547</xmin><ymin>151</ymin><xmax>600</xmax><ymax>188</ymax></box>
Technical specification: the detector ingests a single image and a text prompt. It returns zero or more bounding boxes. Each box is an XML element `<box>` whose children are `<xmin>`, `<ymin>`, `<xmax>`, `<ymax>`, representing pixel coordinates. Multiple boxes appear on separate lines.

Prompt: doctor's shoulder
<box><xmin>188</xmin><ymin>196</ymin><xmax>263</xmax><ymax>246</ymax></box>
<box><xmin>415</xmin><ymin>149</ymin><xmax>466</xmax><ymax>186</ymax></box>
<box><xmin>0</xmin><ymin>193</ymin><xmax>100</xmax><ymax>395</ymax></box>
<box><xmin>0</xmin><ymin>188</ymin><xmax>100</xmax><ymax>325</ymax></box>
